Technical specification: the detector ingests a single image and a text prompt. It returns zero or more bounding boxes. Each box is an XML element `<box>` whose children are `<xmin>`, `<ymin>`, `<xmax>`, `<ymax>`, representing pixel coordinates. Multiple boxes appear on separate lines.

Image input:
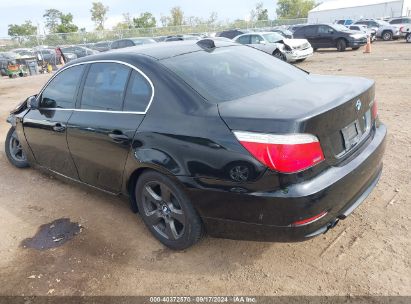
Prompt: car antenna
<box><xmin>196</xmin><ymin>39</ymin><xmax>216</xmax><ymax>51</ymax></box>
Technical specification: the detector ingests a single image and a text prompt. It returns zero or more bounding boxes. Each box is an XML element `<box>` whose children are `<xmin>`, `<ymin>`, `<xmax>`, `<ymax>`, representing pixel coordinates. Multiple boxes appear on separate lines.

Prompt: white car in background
<box><xmin>234</xmin><ymin>32</ymin><xmax>313</xmax><ymax>63</ymax></box>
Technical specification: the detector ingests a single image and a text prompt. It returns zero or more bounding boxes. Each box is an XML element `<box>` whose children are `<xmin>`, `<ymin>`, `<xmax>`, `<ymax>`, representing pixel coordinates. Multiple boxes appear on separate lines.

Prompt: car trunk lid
<box><xmin>218</xmin><ymin>74</ymin><xmax>375</xmax><ymax>167</ymax></box>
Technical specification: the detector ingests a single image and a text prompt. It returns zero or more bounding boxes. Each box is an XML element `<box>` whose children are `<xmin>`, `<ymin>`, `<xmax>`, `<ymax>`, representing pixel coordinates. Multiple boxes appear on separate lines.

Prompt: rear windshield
<box><xmin>161</xmin><ymin>45</ymin><xmax>308</xmax><ymax>103</ymax></box>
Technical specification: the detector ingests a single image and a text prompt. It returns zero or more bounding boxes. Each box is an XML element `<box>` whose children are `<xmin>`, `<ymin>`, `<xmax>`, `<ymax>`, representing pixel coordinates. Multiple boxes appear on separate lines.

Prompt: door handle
<box><xmin>52</xmin><ymin>123</ymin><xmax>66</xmax><ymax>132</ymax></box>
<box><xmin>108</xmin><ymin>131</ymin><xmax>129</xmax><ymax>143</ymax></box>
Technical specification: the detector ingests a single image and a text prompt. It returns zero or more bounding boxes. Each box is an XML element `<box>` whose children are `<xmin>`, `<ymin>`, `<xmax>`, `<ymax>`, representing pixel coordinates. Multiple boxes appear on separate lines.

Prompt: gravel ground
<box><xmin>0</xmin><ymin>41</ymin><xmax>410</xmax><ymax>296</ymax></box>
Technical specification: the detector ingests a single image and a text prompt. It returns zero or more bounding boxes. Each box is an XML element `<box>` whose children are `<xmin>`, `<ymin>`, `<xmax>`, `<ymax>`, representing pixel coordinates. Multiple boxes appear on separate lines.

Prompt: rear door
<box><xmin>300</xmin><ymin>26</ymin><xmax>318</xmax><ymax>47</ymax></box>
<box><xmin>23</xmin><ymin>65</ymin><xmax>85</xmax><ymax>178</ymax></box>
<box><xmin>67</xmin><ymin>62</ymin><xmax>153</xmax><ymax>192</ymax></box>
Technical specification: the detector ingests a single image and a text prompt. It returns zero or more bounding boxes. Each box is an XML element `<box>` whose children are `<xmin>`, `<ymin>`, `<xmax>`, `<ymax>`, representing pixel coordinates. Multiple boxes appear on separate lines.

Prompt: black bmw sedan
<box><xmin>5</xmin><ymin>39</ymin><xmax>386</xmax><ymax>250</ymax></box>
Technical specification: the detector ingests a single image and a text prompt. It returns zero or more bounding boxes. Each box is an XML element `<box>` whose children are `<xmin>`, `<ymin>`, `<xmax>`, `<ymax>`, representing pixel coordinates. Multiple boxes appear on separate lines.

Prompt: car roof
<box><xmin>67</xmin><ymin>39</ymin><xmax>238</xmax><ymax>62</ymax></box>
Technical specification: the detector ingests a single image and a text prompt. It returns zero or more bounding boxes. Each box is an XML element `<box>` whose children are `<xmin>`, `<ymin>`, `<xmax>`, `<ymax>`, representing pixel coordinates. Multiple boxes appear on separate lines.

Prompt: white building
<box><xmin>308</xmin><ymin>0</ymin><xmax>411</xmax><ymax>23</ymax></box>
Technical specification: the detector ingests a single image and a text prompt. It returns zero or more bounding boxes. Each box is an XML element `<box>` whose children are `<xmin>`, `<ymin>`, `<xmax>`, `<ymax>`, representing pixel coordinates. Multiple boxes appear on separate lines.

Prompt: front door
<box><xmin>67</xmin><ymin>62</ymin><xmax>152</xmax><ymax>192</ymax></box>
<box><xmin>23</xmin><ymin>65</ymin><xmax>85</xmax><ymax>178</ymax></box>
<box><xmin>317</xmin><ymin>25</ymin><xmax>334</xmax><ymax>48</ymax></box>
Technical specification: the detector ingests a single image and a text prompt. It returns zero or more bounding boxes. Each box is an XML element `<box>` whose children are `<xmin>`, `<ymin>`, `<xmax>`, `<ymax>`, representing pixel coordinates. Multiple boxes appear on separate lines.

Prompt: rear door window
<box><xmin>237</xmin><ymin>35</ymin><xmax>250</xmax><ymax>44</ymax></box>
<box><xmin>250</xmin><ymin>35</ymin><xmax>263</xmax><ymax>44</ymax></box>
<box><xmin>304</xmin><ymin>26</ymin><xmax>317</xmax><ymax>36</ymax></box>
<box><xmin>40</xmin><ymin>65</ymin><xmax>85</xmax><ymax>109</ymax></box>
<box><xmin>80</xmin><ymin>63</ymin><xmax>131</xmax><ymax>111</ymax></box>
<box><xmin>123</xmin><ymin>70</ymin><xmax>152</xmax><ymax>112</ymax></box>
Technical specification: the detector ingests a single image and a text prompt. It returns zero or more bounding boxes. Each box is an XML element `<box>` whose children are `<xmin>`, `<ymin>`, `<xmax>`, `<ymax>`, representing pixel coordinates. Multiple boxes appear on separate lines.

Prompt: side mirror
<box><xmin>27</xmin><ymin>96</ymin><xmax>39</xmax><ymax>110</ymax></box>
<box><xmin>259</xmin><ymin>40</ymin><xmax>267</xmax><ymax>44</ymax></box>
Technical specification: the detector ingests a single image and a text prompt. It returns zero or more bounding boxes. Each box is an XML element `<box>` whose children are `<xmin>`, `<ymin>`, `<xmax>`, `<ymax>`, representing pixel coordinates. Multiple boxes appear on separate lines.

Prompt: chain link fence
<box><xmin>0</xmin><ymin>18</ymin><xmax>307</xmax><ymax>51</ymax></box>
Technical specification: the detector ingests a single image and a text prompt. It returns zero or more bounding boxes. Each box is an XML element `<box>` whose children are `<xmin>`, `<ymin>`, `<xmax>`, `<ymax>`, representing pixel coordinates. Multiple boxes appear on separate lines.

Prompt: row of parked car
<box><xmin>2</xmin><ymin>17</ymin><xmax>410</xmax><ymax>77</ymax></box>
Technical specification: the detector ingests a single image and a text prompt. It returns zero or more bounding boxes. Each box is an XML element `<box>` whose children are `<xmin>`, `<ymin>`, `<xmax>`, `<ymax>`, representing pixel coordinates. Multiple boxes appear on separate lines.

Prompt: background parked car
<box><xmin>35</xmin><ymin>48</ymin><xmax>77</xmax><ymax>64</ymax></box>
<box><xmin>354</xmin><ymin>19</ymin><xmax>401</xmax><ymax>41</ymax></box>
<box><xmin>61</xmin><ymin>46</ymin><xmax>98</xmax><ymax>58</ymax></box>
<box><xmin>234</xmin><ymin>32</ymin><xmax>313</xmax><ymax>63</ymax></box>
<box><xmin>293</xmin><ymin>24</ymin><xmax>367</xmax><ymax>52</ymax></box>
<box><xmin>110</xmin><ymin>37</ymin><xmax>156</xmax><ymax>50</ymax></box>
<box><xmin>402</xmin><ymin>25</ymin><xmax>411</xmax><ymax>42</ymax></box>
<box><xmin>348</xmin><ymin>24</ymin><xmax>376</xmax><ymax>42</ymax></box>
<box><xmin>91</xmin><ymin>41</ymin><xmax>112</xmax><ymax>52</ymax></box>
<box><xmin>216</xmin><ymin>29</ymin><xmax>250</xmax><ymax>39</ymax></box>
<box><xmin>164</xmin><ymin>35</ymin><xmax>200</xmax><ymax>42</ymax></box>
<box><xmin>269</xmin><ymin>27</ymin><xmax>294</xmax><ymax>38</ymax></box>
<box><xmin>10</xmin><ymin>48</ymin><xmax>35</xmax><ymax>57</ymax></box>
<box><xmin>389</xmin><ymin>17</ymin><xmax>411</xmax><ymax>37</ymax></box>
<box><xmin>0</xmin><ymin>52</ymin><xmax>18</xmax><ymax>76</ymax></box>
<box><xmin>335</xmin><ymin>19</ymin><xmax>354</xmax><ymax>26</ymax></box>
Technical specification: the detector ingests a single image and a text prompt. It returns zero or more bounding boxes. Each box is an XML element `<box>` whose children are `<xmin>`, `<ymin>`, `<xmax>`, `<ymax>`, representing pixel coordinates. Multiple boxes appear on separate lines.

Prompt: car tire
<box><xmin>273</xmin><ymin>50</ymin><xmax>287</xmax><ymax>61</ymax></box>
<box><xmin>406</xmin><ymin>33</ymin><xmax>411</xmax><ymax>43</ymax></box>
<box><xmin>336</xmin><ymin>39</ymin><xmax>347</xmax><ymax>52</ymax></box>
<box><xmin>352</xmin><ymin>47</ymin><xmax>360</xmax><ymax>50</ymax></box>
<box><xmin>5</xmin><ymin>127</ymin><xmax>29</xmax><ymax>168</ymax></box>
<box><xmin>135</xmin><ymin>170</ymin><xmax>203</xmax><ymax>250</ymax></box>
<box><xmin>295</xmin><ymin>58</ymin><xmax>307</xmax><ymax>62</ymax></box>
<box><xmin>382</xmin><ymin>31</ymin><xmax>393</xmax><ymax>41</ymax></box>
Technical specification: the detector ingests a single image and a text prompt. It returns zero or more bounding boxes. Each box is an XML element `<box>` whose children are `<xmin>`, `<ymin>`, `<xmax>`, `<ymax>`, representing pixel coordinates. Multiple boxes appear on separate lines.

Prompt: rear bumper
<box><xmin>182</xmin><ymin>123</ymin><xmax>387</xmax><ymax>242</ymax></box>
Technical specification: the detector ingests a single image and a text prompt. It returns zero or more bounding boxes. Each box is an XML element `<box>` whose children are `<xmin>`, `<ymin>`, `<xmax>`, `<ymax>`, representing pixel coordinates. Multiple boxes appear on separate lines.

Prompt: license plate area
<box><xmin>342</xmin><ymin>121</ymin><xmax>361</xmax><ymax>150</ymax></box>
<box><xmin>340</xmin><ymin>110</ymin><xmax>372</xmax><ymax>153</ymax></box>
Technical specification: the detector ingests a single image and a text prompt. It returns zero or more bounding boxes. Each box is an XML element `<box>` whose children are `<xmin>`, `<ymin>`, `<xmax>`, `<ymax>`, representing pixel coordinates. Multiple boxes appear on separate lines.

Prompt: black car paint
<box><xmin>8</xmin><ymin>41</ymin><xmax>386</xmax><ymax>242</ymax></box>
<box><xmin>294</xmin><ymin>24</ymin><xmax>367</xmax><ymax>50</ymax></box>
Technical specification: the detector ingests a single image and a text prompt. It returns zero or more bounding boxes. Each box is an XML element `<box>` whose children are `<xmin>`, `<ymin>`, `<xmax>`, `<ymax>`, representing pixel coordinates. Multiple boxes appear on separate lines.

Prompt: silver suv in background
<box><xmin>354</xmin><ymin>19</ymin><xmax>401</xmax><ymax>41</ymax></box>
<box><xmin>389</xmin><ymin>17</ymin><xmax>411</xmax><ymax>37</ymax></box>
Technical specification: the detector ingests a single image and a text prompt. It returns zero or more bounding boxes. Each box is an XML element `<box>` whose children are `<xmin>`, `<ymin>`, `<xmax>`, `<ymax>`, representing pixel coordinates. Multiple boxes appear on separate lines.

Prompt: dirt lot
<box><xmin>0</xmin><ymin>41</ymin><xmax>410</xmax><ymax>297</ymax></box>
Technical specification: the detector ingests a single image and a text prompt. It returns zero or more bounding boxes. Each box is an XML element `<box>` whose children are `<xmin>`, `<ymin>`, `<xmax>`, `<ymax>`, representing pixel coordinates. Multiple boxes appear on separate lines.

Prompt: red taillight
<box><xmin>234</xmin><ymin>131</ymin><xmax>325</xmax><ymax>173</ymax></box>
<box><xmin>292</xmin><ymin>211</ymin><xmax>328</xmax><ymax>227</ymax></box>
<box><xmin>371</xmin><ymin>100</ymin><xmax>378</xmax><ymax>119</ymax></box>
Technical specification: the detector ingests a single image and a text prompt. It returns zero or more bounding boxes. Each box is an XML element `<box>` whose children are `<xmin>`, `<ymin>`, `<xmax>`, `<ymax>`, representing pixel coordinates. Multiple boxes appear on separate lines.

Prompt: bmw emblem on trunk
<box><xmin>355</xmin><ymin>100</ymin><xmax>362</xmax><ymax>112</ymax></box>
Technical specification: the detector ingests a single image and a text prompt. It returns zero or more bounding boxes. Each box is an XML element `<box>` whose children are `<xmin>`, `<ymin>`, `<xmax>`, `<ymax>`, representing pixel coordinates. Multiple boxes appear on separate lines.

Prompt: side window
<box><xmin>337</xmin><ymin>20</ymin><xmax>344</xmax><ymax>25</ymax></box>
<box><xmin>81</xmin><ymin>63</ymin><xmax>130</xmax><ymax>111</ymax></box>
<box><xmin>304</xmin><ymin>26</ymin><xmax>316</xmax><ymax>36</ymax></box>
<box><xmin>390</xmin><ymin>19</ymin><xmax>401</xmax><ymax>24</ymax></box>
<box><xmin>40</xmin><ymin>65</ymin><xmax>84</xmax><ymax>109</ymax></box>
<box><xmin>250</xmin><ymin>35</ymin><xmax>263</xmax><ymax>44</ymax></box>
<box><xmin>237</xmin><ymin>35</ymin><xmax>250</xmax><ymax>44</ymax></box>
<box><xmin>318</xmin><ymin>25</ymin><xmax>332</xmax><ymax>34</ymax></box>
<box><xmin>123</xmin><ymin>70</ymin><xmax>152</xmax><ymax>112</ymax></box>
<box><xmin>111</xmin><ymin>41</ymin><xmax>119</xmax><ymax>49</ymax></box>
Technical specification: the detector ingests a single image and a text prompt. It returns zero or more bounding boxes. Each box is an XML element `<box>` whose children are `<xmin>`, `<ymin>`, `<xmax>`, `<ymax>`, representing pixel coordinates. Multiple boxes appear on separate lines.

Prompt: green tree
<box><xmin>55</xmin><ymin>13</ymin><xmax>78</xmax><ymax>33</ymax></box>
<box><xmin>8</xmin><ymin>21</ymin><xmax>37</xmax><ymax>37</ymax></box>
<box><xmin>91</xmin><ymin>1</ymin><xmax>109</xmax><ymax>30</ymax></box>
<box><xmin>256</xmin><ymin>2</ymin><xmax>269</xmax><ymax>20</ymax></box>
<box><xmin>43</xmin><ymin>9</ymin><xmax>62</xmax><ymax>33</ymax></box>
<box><xmin>276</xmin><ymin>0</ymin><xmax>316</xmax><ymax>19</ymax></box>
<box><xmin>133</xmin><ymin>12</ymin><xmax>157</xmax><ymax>28</ymax></box>
<box><xmin>170</xmin><ymin>6</ymin><xmax>184</xmax><ymax>26</ymax></box>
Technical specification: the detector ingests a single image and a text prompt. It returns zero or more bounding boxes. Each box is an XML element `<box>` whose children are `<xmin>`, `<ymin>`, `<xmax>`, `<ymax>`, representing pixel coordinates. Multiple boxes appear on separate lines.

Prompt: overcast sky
<box><xmin>0</xmin><ymin>0</ymin><xmax>286</xmax><ymax>37</ymax></box>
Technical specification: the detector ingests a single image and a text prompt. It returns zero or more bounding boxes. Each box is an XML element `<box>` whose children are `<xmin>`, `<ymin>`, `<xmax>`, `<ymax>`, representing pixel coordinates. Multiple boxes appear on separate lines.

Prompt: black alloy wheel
<box><xmin>5</xmin><ymin>127</ymin><xmax>29</xmax><ymax>168</ymax></box>
<box><xmin>136</xmin><ymin>171</ymin><xmax>203</xmax><ymax>250</ymax></box>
